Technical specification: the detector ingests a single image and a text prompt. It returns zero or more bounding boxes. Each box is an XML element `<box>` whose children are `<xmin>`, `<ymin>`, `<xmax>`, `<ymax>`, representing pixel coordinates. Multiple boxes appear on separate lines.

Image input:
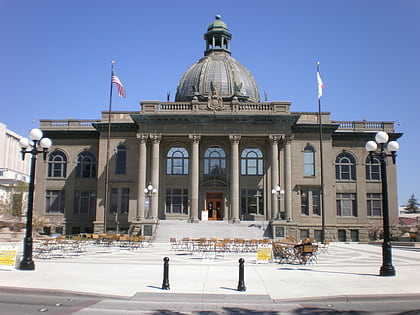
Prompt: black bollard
<box><xmin>237</xmin><ymin>258</ymin><xmax>246</xmax><ymax>291</ymax></box>
<box><xmin>162</xmin><ymin>257</ymin><xmax>170</xmax><ymax>290</ymax></box>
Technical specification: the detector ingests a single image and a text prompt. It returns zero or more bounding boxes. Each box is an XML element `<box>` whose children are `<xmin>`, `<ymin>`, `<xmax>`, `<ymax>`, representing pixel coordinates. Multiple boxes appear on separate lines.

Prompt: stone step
<box><xmin>155</xmin><ymin>220</ymin><xmax>272</xmax><ymax>242</ymax></box>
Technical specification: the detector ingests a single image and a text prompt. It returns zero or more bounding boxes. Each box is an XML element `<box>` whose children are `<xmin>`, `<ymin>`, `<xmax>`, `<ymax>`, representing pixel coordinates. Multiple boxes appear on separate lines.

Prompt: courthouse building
<box><xmin>33</xmin><ymin>16</ymin><xmax>401</xmax><ymax>242</ymax></box>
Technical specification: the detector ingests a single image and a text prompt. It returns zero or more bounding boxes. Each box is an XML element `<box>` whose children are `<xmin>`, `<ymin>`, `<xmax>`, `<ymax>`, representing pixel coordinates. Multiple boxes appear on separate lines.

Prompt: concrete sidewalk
<box><xmin>0</xmin><ymin>242</ymin><xmax>419</xmax><ymax>302</ymax></box>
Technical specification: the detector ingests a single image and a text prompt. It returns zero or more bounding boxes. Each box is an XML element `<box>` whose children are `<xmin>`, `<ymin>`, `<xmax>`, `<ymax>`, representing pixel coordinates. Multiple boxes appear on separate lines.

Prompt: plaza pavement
<box><xmin>0</xmin><ymin>241</ymin><xmax>419</xmax><ymax>303</ymax></box>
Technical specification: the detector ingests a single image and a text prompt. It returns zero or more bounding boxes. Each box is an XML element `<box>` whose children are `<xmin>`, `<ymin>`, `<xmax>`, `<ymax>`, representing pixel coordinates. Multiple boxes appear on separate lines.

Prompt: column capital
<box><xmin>269</xmin><ymin>134</ymin><xmax>284</xmax><ymax>143</ymax></box>
<box><xmin>149</xmin><ymin>133</ymin><xmax>161</xmax><ymax>143</ymax></box>
<box><xmin>284</xmin><ymin>134</ymin><xmax>294</xmax><ymax>144</ymax></box>
<box><xmin>189</xmin><ymin>134</ymin><xmax>201</xmax><ymax>143</ymax></box>
<box><xmin>136</xmin><ymin>133</ymin><xmax>148</xmax><ymax>142</ymax></box>
<box><xmin>229</xmin><ymin>134</ymin><xmax>241</xmax><ymax>143</ymax></box>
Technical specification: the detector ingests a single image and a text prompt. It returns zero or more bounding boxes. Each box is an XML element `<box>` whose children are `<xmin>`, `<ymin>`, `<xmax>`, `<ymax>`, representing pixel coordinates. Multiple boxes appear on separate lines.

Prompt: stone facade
<box><xmin>34</xmin><ymin>105</ymin><xmax>401</xmax><ymax>242</ymax></box>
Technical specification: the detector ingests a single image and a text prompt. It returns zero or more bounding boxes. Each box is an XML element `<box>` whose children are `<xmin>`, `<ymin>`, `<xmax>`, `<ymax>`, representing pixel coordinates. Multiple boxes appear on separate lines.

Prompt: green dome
<box><xmin>207</xmin><ymin>15</ymin><xmax>228</xmax><ymax>31</ymax></box>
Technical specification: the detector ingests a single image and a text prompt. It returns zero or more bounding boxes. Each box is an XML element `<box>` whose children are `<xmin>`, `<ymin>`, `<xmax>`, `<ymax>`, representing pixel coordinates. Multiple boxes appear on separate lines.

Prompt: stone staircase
<box><xmin>155</xmin><ymin>220</ymin><xmax>272</xmax><ymax>243</ymax></box>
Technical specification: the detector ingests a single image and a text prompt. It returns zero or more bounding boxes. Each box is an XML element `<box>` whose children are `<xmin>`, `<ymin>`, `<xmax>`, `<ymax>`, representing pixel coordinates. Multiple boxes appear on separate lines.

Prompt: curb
<box><xmin>2</xmin><ymin>286</ymin><xmax>420</xmax><ymax>305</ymax></box>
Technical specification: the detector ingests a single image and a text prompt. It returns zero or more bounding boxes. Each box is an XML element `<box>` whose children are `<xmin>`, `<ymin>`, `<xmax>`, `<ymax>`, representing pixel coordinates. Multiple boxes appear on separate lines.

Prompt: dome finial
<box><xmin>215</xmin><ymin>14</ymin><xmax>222</xmax><ymax>20</ymax></box>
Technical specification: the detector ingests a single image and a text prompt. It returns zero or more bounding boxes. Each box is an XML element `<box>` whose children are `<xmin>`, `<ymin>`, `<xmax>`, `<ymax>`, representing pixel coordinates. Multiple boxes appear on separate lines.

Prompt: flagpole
<box><xmin>103</xmin><ymin>60</ymin><xmax>115</xmax><ymax>233</ymax></box>
<box><xmin>317</xmin><ymin>62</ymin><xmax>326</xmax><ymax>244</ymax></box>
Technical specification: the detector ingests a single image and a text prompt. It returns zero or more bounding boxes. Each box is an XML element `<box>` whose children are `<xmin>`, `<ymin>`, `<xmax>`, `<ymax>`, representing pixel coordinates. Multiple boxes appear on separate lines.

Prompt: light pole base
<box><xmin>19</xmin><ymin>259</ymin><xmax>35</xmax><ymax>271</ymax></box>
<box><xmin>380</xmin><ymin>265</ymin><xmax>396</xmax><ymax>277</ymax></box>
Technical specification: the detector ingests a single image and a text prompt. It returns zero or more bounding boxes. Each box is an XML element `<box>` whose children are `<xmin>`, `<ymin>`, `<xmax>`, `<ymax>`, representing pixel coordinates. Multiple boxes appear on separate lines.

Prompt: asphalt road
<box><xmin>1</xmin><ymin>290</ymin><xmax>420</xmax><ymax>314</ymax></box>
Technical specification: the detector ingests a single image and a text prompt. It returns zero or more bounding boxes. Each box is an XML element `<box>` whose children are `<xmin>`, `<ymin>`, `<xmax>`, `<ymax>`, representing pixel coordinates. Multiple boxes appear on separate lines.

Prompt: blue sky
<box><xmin>1</xmin><ymin>0</ymin><xmax>419</xmax><ymax>205</ymax></box>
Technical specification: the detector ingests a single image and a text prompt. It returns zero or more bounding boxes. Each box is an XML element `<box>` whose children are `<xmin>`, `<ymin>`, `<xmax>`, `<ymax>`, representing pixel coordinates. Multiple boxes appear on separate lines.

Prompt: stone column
<box><xmin>230</xmin><ymin>134</ymin><xmax>241</xmax><ymax>223</ymax></box>
<box><xmin>189</xmin><ymin>134</ymin><xmax>201</xmax><ymax>223</ymax></box>
<box><xmin>269</xmin><ymin>135</ymin><xmax>280</xmax><ymax>220</ymax></box>
<box><xmin>136</xmin><ymin>133</ymin><xmax>148</xmax><ymax>221</ymax></box>
<box><xmin>150</xmin><ymin>133</ymin><xmax>161</xmax><ymax>221</ymax></box>
<box><xmin>284</xmin><ymin>136</ymin><xmax>293</xmax><ymax>221</ymax></box>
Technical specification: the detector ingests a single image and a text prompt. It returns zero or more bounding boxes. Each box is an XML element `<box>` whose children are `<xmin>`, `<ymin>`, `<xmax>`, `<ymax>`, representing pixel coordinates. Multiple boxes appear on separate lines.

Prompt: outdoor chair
<box><xmin>297</xmin><ymin>244</ymin><xmax>318</xmax><ymax>265</ymax></box>
<box><xmin>247</xmin><ymin>239</ymin><xmax>259</xmax><ymax>252</ymax></box>
<box><xmin>170</xmin><ymin>237</ymin><xmax>181</xmax><ymax>250</ymax></box>
<box><xmin>318</xmin><ymin>240</ymin><xmax>330</xmax><ymax>254</ymax></box>
<box><xmin>214</xmin><ymin>241</ymin><xmax>226</xmax><ymax>259</ymax></box>
<box><xmin>223</xmin><ymin>238</ymin><xmax>233</xmax><ymax>252</ymax></box>
<box><xmin>233</xmin><ymin>238</ymin><xmax>245</xmax><ymax>252</ymax></box>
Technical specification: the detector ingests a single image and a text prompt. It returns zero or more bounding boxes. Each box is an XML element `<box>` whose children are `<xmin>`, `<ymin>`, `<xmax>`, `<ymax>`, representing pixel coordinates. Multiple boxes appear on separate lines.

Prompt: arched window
<box><xmin>76</xmin><ymin>152</ymin><xmax>97</xmax><ymax>178</ymax></box>
<box><xmin>115</xmin><ymin>145</ymin><xmax>127</xmax><ymax>174</ymax></box>
<box><xmin>167</xmin><ymin>147</ymin><xmax>189</xmax><ymax>175</ymax></box>
<box><xmin>204</xmin><ymin>147</ymin><xmax>226</xmax><ymax>176</ymax></box>
<box><xmin>365</xmin><ymin>156</ymin><xmax>381</xmax><ymax>180</ymax></box>
<box><xmin>335</xmin><ymin>152</ymin><xmax>356</xmax><ymax>180</ymax></box>
<box><xmin>304</xmin><ymin>146</ymin><xmax>315</xmax><ymax>176</ymax></box>
<box><xmin>241</xmin><ymin>148</ymin><xmax>263</xmax><ymax>175</ymax></box>
<box><xmin>48</xmin><ymin>151</ymin><xmax>67</xmax><ymax>178</ymax></box>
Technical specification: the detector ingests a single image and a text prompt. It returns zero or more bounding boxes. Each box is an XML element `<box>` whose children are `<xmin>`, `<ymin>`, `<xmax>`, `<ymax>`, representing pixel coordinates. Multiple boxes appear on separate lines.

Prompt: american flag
<box><xmin>112</xmin><ymin>71</ymin><xmax>126</xmax><ymax>98</ymax></box>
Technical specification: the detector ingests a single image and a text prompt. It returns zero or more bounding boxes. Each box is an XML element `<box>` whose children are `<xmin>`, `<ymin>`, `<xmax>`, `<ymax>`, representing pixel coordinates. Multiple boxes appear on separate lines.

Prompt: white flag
<box><xmin>317</xmin><ymin>71</ymin><xmax>324</xmax><ymax>99</ymax></box>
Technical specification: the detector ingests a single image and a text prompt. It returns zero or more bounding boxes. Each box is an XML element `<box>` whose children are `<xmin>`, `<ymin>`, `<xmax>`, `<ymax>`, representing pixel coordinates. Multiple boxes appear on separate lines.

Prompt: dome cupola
<box><xmin>204</xmin><ymin>14</ymin><xmax>232</xmax><ymax>56</ymax></box>
<box><xmin>175</xmin><ymin>15</ymin><xmax>260</xmax><ymax>103</ymax></box>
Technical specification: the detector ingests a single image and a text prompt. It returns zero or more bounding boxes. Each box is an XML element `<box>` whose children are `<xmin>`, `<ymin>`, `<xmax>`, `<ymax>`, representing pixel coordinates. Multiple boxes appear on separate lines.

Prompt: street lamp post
<box><xmin>18</xmin><ymin>128</ymin><xmax>52</xmax><ymax>270</ymax></box>
<box><xmin>271</xmin><ymin>185</ymin><xmax>285</xmax><ymax>220</ymax></box>
<box><xmin>365</xmin><ymin>131</ymin><xmax>399</xmax><ymax>277</ymax></box>
<box><xmin>144</xmin><ymin>183</ymin><xmax>157</xmax><ymax>219</ymax></box>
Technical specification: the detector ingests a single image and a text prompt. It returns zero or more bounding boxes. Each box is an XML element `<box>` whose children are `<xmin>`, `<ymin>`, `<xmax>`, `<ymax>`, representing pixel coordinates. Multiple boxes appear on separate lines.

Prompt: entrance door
<box><xmin>206</xmin><ymin>193</ymin><xmax>223</xmax><ymax>220</ymax></box>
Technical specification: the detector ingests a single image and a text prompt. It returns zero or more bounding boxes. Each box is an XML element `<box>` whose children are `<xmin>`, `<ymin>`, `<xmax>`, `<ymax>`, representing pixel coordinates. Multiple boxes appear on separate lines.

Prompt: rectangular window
<box><xmin>304</xmin><ymin>151</ymin><xmax>315</xmax><ymax>176</ymax></box>
<box><xmin>172</xmin><ymin>159</ymin><xmax>182</xmax><ymax>174</ymax></box>
<box><xmin>45</xmin><ymin>190</ymin><xmax>65</xmax><ymax>214</ymax></box>
<box><xmin>341</xmin><ymin>165</ymin><xmax>351</xmax><ymax>180</ymax></box>
<box><xmin>300</xmin><ymin>190</ymin><xmax>309</xmax><ymax>215</ymax></box>
<box><xmin>314</xmin><ymin>230</ymin><xmax>322</xmax><ymax>242</ymax></box>
<box><xmin>247</xmin><ymin>159</ymin><xmax>257</xmax><ymax>175</ymax></box>
<box><xmin>74</xmin><ymin>191</ymin><xmax>96</xmax><ymax>215</ymax></box>
<box><xmin>78</xmin><ymin>162</ymin><xmax>96</xmax><ymax>178</ymax></box>
<box><xmin>304</xmin><ymin>164</ymin><xmax>314</xmax><ymax>176</ymax></box>
<box><xmin>49</xmin><ymin>163</ymin><xmax>66</xmax><ymax>178</ymax></box>
<box><xmin>300</xmin><ymin>189</ymin><xmax>321</xmax><ymax>216</ymax></box>
<box><xmin>110</xmin><ymin>188</ymin><xmax>118</xmax><ymax>214</ymax></box>
<box><xmin>121</xmin><ymin>188</ymin><xmax>129</xmax><ymax>213</ymax></box>
<box><xmin>109</xmin><ymin>187</ymin><xmax>130</xmax><ymax>214</ymax></box>
<box><xmin>165</xmin><ymin>188</ymin><xmax>188</xmax><ymax>214</ymax></box>
<box><xmin>115</xmin><ymin>147</ymin><xmax>127</xmax><ymax>174</ymax></box>
<box><xmin>351</xmin><ymin>230</ymin><xmax>359</xmax><ymax>242</ymax></box>
<box><xmin>300</xmin><ymin>229</ymin><xmax>309</xmax><ymax>241</ymax></box>
<box><xmin>367</xmin><ymin>193</ymin><xmax>382</xmax><ymax>216</ymax></box>
<box><xmin>312</xmin><ymin>190</ymin><xmax>321</xmax><ymax>216</ymax></box>
<box><xmin>366</xmin><ymin>159</ymin><xmax>380</xmax><ymax>180</ymax></box>
<box><xmin>338</xmin><ymin>229</ymin><xmax>347</xmax><ymax>242</ymax></box>
<box><xmin>241</xmin><ymin>189</ymin><xmax>264</xmax><ymax>215</ymax></box>
<box><xmin>144</xmin><ymin>225</ymin><xmax>153</xmax><ymax>236</ymax></box>
<box><xmin>336</xmin><ymin>193</ymin><xmax>357</xmax><ymax>217</ymax></box>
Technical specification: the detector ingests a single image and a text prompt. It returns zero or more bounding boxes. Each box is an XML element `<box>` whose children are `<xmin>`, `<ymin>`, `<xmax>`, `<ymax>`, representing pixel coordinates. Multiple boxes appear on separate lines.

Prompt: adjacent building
<box><xmin>33</xmin><ymin>16</ymin><xmax>402</xmax><ymax>242</ymax></box>
<box><xmin>0</xmin><ymin>122</ymin><xmax>30</xmax><ymax>219</ymax></box>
